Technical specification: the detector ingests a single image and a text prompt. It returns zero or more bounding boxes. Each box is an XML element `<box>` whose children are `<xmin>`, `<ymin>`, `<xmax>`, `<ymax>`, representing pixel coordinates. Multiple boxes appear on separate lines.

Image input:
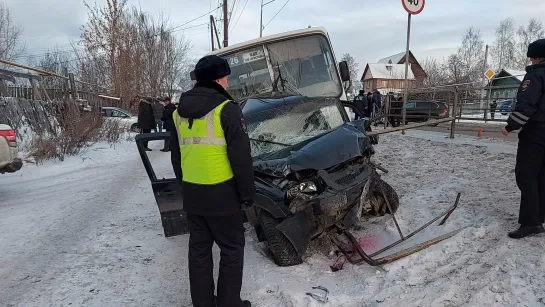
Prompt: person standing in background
<box><xmin>137</xmin><ymin>98</ymin><xmax>156</xmax><ymax>151</ymax></box>
<box><xmin>501</xmin><ymin>38</ymin><xmax>545</xmax><ymax>238</ymax></box>
<box><xmin>152</xmin><ymin>99</ymin><xmax>164</xmax><ymax>132</ymax></box>
<box><xmin>160</xmin><ymin>96</ymin><xmax>176</xmax><ymax>152</ymax></box>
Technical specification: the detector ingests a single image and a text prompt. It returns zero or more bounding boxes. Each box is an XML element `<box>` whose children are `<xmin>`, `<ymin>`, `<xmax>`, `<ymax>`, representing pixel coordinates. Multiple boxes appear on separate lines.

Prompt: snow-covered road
<box><xmin>1</xmin><ymin>132</ymin><xmax>544</xmax><ymax>307</ymax></box>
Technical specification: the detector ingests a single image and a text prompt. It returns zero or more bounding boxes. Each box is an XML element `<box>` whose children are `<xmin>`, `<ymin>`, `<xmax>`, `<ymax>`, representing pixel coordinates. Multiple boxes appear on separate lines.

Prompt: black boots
<box><xmin>213</xmin><ymin>296</ymin><xmax>250</xmax><ymax>307</ymax></box>
<box><xmin>508</xmin><ymin>225</ymin><xmax>545</xmax><ymax>239</ymax></box>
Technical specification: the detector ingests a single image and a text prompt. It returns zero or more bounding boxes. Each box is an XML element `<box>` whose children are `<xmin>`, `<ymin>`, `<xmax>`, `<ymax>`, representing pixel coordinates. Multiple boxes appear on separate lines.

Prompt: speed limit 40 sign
<box><xmin>402</xmin><ymin>0</ymin><xmax>425</xmax><ymax>15</ymax></box>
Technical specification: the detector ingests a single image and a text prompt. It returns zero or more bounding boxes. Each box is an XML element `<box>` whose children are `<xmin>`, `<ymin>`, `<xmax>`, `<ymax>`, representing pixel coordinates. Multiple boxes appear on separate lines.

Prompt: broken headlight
<box><xmin>298</xmin><ymin>182</ymin><xmax>317</xmax><ymax>193</ymax></box>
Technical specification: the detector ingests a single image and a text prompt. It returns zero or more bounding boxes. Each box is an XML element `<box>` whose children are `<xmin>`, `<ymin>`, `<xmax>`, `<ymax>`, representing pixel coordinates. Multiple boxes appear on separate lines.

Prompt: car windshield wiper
<box><xmin>249</xmin><ymin>137</ymin><xmax>291</xmax><ymax>147</ymax></box>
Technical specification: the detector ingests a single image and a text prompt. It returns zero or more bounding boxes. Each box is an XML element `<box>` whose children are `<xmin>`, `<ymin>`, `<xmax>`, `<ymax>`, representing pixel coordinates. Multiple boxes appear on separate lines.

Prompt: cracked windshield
<box><xmin>246</xmin><ymin>100</ymin><xmax>345</xmax><ymax>157</ymax></box>
<box><xmin>220</xmin><ymin>34</ymin><xmax>342</xmax><ymax>100</ymax></box>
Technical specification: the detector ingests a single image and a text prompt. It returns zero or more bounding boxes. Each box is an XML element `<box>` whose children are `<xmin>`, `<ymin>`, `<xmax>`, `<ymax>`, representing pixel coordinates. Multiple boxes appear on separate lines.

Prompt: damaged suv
<box><xmin>240</xmin><ymin>95</ymin><xmax>398</xmax><ymax>266</ymax></box>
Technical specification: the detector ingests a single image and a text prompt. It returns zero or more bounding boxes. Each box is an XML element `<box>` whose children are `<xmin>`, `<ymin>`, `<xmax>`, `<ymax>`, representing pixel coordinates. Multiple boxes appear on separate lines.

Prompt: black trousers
<box><xmin>188</xmin><ymin>212</ymin><xmax>245</xmax><ymax>307</ymax></box>
<box><xmin>516</xmin><ymin>126</ymin><xmax>545</xmax><ymax>226</ymax></box>
<box><xmin>141</xmin><ymin>129</ymin><xmax>152</xmax><ymax>148</ymax></box>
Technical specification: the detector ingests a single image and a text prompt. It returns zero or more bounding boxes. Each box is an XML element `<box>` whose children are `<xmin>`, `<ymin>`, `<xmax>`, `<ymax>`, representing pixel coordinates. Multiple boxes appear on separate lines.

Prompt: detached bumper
<box><xmin>0</xmin><ymin>158</ymin><xmax>22</xmax><ymax>173</ymax></box>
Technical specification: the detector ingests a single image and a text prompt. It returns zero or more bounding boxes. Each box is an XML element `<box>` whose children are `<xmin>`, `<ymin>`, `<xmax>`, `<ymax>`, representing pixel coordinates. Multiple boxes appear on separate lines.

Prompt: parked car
<box><xmin>0</xmin><ymin>124</ymin><xmax>22</xmax><ymax>174</ymax></box>
<box><xmin>499</xmin><ymin>99</ymin><xmax>515</xmax><ymax>115</ymax></box>
<box><xmin>101</xmin><ymin>107</ymin><xmax>140</xmax><ymax>132</ymax></box>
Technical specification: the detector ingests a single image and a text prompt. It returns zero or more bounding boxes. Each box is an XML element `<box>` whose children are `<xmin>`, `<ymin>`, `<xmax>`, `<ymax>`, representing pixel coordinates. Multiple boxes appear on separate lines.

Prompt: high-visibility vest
<box><xmin>173</xmin><ymin>100</ymin><xmax>234</xmax><ymax>185</ymax></box>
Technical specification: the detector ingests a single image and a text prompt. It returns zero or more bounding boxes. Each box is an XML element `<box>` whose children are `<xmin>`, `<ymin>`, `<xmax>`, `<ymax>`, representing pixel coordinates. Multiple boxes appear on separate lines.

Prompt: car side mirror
<box><xmin>338</xmin><ymin>61</ymin><xmax>350</xmax><ymax>82</ymax></box>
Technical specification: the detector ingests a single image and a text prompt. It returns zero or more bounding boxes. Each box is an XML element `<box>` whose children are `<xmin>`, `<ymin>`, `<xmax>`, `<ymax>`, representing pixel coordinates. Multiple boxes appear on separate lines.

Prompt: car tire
<box><xmin>367</xmin><ymin>177</ymin><xmax>400</xmax><ymax>216</ymax></box>
<box><xmin>258</xmin><ymin>210</ymin><xmax>303</xmax><ymax>267</ymax></box>
<box><xmin>131</xmin><ymin>124</ymin><xmax>141</xmax><ymax>133</ymax></box>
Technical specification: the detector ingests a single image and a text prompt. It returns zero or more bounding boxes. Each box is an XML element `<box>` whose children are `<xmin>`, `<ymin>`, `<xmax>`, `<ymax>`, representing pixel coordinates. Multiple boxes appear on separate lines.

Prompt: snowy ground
<box><xmin>1</xmin><ymin>131</ymin><xmax>544</xmax><ymax>307</ymax></box>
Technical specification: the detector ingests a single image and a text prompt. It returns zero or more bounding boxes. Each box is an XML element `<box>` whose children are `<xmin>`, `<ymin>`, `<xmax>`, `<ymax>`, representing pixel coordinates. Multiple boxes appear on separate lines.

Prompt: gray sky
<box><xmin>5</xmin><ymin>0</ymin><xmax>545</xmax><ymax>77</ymax></box>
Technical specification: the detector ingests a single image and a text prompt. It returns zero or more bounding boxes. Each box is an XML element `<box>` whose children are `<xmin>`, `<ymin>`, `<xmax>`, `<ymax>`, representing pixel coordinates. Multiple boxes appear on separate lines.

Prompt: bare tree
<box><xmin>491</xmin><ymin>18</ymin><xmax>517</xmax><ymax>70</ymax></box>
<box><xmin>79</xmin><ymin>0</ymin><xmax>193</xmax><ymax>107</ymax></box>
<box><xmin>422</xmin><ymin>57</ymin><xmax>447</xmax><ymax>87</ymax></box>
<box><xmin>516</xmin><ymin>18</ymin><xmax>545</xmax><ymax>69</ymax></box>
<box><xmin>340</xmin><ymin>53</ymin><xmax>361</xmax><ymax>91</ymax></box>
<box><xmin>35</xmin><ymin>46</ymin><xmax>75</xmax><ymax>88</ymax></box>
<box><xmin>0</xmin><ymin>2</ymin><xmax>24</xmax><ymax>61</ymax></box>
<box><xmin>456</xmin><ymin>27</ymin><xmax>485</xmax><ymax>83</ymax></box>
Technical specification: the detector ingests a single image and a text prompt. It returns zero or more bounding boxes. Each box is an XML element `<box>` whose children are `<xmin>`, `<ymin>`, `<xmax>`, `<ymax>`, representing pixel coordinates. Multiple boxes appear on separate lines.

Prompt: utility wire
<box><xmin>154</xmin><ymin>5</ymin><xmax>222</xmax><ymax>35</ymax></box>
<box><xmin>230</xmin><ymin>0</ymin><xmax>249</xmax><ymax>31</ymax></box>
<box><xmin>263</xmin><ymin>0</ymin><xmax>290</xmax><ymax>30</ymax></box>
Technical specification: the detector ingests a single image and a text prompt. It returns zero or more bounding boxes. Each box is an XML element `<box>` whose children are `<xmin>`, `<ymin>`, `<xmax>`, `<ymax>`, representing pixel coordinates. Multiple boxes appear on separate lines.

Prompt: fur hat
<box><xmin>192</xmin><ymin>55</ymin><xmax>231</xmax><ymax>82</ymax></box>
<box><xmin>527</xmin><ymin>39</ymin><xmax>545</xmax><ymax>58</ymax></box>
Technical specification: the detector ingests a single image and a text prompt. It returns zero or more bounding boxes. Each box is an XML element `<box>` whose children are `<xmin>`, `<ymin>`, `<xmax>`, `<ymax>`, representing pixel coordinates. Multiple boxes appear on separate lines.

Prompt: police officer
<box><xmin>502</xmin><ymin>38</ymin><xmax>545</xmax><ymax>239</ymax></box>
<box><xmin>170</xmin><ymin>55</ymin><xmax>255</xmax><ymax>306</ymax></box>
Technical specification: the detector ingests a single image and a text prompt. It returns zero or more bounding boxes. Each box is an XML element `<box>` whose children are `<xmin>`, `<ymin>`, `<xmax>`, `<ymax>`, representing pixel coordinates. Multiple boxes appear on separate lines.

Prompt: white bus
<box><xmin>206</xmin><ymin>27</ymin><xmax>351</xmax><ymax>101</ymax></box>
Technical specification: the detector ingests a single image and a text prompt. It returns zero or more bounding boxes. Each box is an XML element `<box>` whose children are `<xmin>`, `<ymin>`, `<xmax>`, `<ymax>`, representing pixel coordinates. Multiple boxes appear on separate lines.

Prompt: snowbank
<box><xmin>2</xmin><ymin>131</ymin><xmax>544</xmax><ymax>307</ymax></box>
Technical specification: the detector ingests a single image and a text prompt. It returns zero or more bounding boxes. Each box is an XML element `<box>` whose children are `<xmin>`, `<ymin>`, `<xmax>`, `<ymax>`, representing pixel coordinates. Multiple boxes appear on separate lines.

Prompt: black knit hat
<box><xmin>527</xmin><ymin>39</ymin><xmax>545</xmax><ymax>58</ymax></box>
<box><xmin>191</xmin><ymin>55</ymin><xmax>231</xmax><ymax>82</ymax></box>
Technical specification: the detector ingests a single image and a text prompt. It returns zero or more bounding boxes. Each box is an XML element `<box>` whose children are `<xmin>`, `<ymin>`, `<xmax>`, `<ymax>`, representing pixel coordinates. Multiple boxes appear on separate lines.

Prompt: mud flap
<box><xmin>331</xmin><ymin>193</ymin><xmax>463</xmax><ymax>266</ymax></box>
<box><xmin>136</xmin><ymin>132</ymin><xmax>187</xmax><ymax>237</ymax></box>
<box><xmin>276</xmin><ymin>211</ymin><xmax>313</xmax><ymax>258</ymax></box>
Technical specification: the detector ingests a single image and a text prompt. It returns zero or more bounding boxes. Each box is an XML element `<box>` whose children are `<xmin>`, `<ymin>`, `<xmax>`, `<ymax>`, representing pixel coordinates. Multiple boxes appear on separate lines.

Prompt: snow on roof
<box><xmin>364</xmin><ymin>63</ymin><xmax>415</xmax><ymax>80</ymax></box>
<box><xmin>503</xmin><ymin>69</ymin><xmax>526</xmax><ymax>82</ymax></box>
<box><xmin>378</xmin><ymin>51</ymin><xmax>408</xmax><ymax>64</ymax></box>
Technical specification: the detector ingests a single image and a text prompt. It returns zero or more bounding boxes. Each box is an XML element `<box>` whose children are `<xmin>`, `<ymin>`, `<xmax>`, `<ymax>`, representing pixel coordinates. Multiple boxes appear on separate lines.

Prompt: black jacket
<box><xmin>152</xmin><ymin>102</ymin><xmax>164</xmax><ymax>120</ymax></box>
<box><xmin>506</xmin><ymin>62</ymin><xmax>545</xmax><ymax>132</ymax></box>
<box><xmin>170</xmin><ymin>82</ymin><xmax>255</xmax><ymax>216</ymax></box>
<box><xmin>351</xmin><ymin>95</ymin><xmax>367</xmax><ymax>117</ymax></box>
<box><xmin>161</xmin><ymin>103</ymin><xmax>176</xmax><ymax>131</ymax></box>
<box><xmin>137</xmin><ymin>101</ymin><xmax>156</xmax><ymax>129</ymax></box>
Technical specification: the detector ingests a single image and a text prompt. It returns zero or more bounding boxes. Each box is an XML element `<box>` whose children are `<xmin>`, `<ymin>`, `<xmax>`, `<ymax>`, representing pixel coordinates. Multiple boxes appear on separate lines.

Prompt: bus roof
<box><xmin>207</xmin><ymin>26</ymin><xmax>329</xmax><ymax>56</ymax></box>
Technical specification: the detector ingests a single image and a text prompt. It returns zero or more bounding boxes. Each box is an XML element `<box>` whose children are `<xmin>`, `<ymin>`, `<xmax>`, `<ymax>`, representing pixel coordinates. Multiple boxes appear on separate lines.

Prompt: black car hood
<box><xmin>253</xmin><ymin>119</ymin><xmax>371</xmax><ymax>177</ymax></box>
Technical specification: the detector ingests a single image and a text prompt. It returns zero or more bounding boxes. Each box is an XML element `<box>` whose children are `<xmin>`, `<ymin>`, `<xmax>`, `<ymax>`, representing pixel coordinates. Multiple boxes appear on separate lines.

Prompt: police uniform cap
<box><xmin>527</xmin><ymin>39</ymin><xmax>545</xmax><ymax>58</ymax></box>
<box><xmin>192</xmin><ymin>55</ymin><xmax>231</xmax><ymax>82</ymax></box>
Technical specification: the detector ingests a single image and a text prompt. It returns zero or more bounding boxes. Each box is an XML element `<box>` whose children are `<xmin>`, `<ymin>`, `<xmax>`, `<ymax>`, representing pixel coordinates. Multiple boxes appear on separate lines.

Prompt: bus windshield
<box><xmin>219</xmin><ymin>34</ymin><xmax>342</xmax><ymax>100</ymax></box>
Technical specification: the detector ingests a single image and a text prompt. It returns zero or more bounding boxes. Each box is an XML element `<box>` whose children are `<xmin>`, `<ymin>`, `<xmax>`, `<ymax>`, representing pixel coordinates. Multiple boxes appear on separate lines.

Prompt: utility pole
<box><xmin>223</xmin><ymin>0</ymin><xmax>228</xmax><ymax>47</ymax></box>
<box><xmin>260</xmin><ymin>0</ymin><xmax>276</xmax><ymax>38</ymax></box>
<box><xmin>481</xmin><ymin>44</ymin><xmax>489</xmax><ymax>109</ymax></box>
<box><xmin>210</xmin><ymin>15</ymin><xmax>215</xmax><ymax>51</ymax></box>
<box><xmin>212</xmin><ymin>18</ymin><xmax>221</xmax><ymax>49</ymax></box>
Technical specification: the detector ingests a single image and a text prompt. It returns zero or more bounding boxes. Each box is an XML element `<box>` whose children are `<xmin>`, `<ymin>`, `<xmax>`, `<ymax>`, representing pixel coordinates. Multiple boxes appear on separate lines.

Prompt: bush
<box><xmin>0</xmin><ymin>98</ymin><xmax>125</xmax><ymax>163</ymax></box>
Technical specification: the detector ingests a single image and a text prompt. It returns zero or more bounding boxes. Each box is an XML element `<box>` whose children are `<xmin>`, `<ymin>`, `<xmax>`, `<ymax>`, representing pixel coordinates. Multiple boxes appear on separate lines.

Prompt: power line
<box><xmin>228</xmin><ymin>0</ymin><xmax>238</xmax><ymax>22</ymax></box>
<box><xmin>166</xmin><ymin>5</ymin><xmax>222</xmax><ymax>34</ymax></box>
<box><xmin>230</xmin><ymin>0</ymin><xmax>249</xmax><ymax>31</ymax></box>
<box><xmin>263</xmin><ymin>0</ymin><xmax>290</xmax><ymax>30</ymax></box>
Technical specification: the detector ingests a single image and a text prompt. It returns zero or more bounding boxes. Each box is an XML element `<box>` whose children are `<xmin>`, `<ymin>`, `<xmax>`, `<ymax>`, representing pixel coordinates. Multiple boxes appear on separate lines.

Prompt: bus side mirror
<box><xmin>339</xmin><ymin>61</ymin><xmax>350</xmax><ymax>82</ymax></box>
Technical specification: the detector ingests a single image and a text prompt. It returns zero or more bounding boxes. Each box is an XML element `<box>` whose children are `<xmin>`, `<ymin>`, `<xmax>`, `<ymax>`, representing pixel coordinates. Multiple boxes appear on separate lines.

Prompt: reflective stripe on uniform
<box><xmin>510</xmin><ymin>113</ymin><xmax>526</xmax><ymax>125</ymax></box>
<box><xmin>175</xmin><ymin>110</ymin><xmax>227</xmax><ymax>145</ymax></box>
<box><xmin>512</xmin><ymin>111</ymin><xmax>530</xmax><ymax>121</ymax></box>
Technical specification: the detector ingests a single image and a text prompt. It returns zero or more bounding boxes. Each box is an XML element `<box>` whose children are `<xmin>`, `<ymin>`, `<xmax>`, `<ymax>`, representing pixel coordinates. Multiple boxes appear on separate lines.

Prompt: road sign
<box><xmin>484</xmin><ymin>68</ymin><xmax>495</xmax><ymax>80</ymax></box>
<box><xmin>402</xmin><ymin>0</ymin><xmax>425</xmax><ymax>15</ymax></box>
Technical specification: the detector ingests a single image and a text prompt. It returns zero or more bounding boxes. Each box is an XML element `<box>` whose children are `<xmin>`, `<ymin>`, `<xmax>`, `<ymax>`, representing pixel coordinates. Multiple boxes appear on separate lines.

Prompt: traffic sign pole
<box><xmin>402</xmin><ymin>13</ymin><xmax>411</xmax><ymax>135</ymax></box>
<box><xmin>400</xmin><ymin>0</ymin><xmax>425</xmax><ymax>134</ymax></box>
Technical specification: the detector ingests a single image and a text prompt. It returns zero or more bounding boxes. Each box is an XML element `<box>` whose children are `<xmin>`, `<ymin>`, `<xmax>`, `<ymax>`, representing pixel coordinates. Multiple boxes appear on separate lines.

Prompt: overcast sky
<box><xmin>5</xmin><ymin>0</ymin><xmax>545</xmax><ymax>77</ymax></box>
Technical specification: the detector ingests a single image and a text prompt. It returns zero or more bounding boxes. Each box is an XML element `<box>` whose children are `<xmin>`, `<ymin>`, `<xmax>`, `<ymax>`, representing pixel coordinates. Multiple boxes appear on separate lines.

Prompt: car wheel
<box><xmin>258</xmin><ymin>210</ymin><xmax>303</xmax><ymax>267</ymax></box>
<box><xmin>131</xmin><ymin>124</ymin><xmax>141</xmax><ymax>133</ymax></box>
<box><xmin>364</xmin><ymin>177</ymin><xmax>400</xmax><ymax>216</ymax></box>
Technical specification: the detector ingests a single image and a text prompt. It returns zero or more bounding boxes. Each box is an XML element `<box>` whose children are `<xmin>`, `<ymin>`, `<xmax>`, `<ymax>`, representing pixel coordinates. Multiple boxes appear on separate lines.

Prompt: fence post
<box><xmin>450</xmin><ymin>87</ymin><xmax>458</xmax><ymax>139</ymax></box>
<box><xmin>68</xmin><ymin>73</ymin><xmax>78</xmax><ymax>100</ymax></box>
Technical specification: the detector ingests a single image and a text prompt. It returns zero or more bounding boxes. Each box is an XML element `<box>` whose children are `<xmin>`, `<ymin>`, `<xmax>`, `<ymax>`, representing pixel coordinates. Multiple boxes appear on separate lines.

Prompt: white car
<box><xmin>0</xmin><ymin>124</ymin><xmax>22</xmax><ymax>174</ymax></box>
<box><xmin>101</xmin><ymin>107</ymin><xmax>140</xmax><ymax>132</ymax></box>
